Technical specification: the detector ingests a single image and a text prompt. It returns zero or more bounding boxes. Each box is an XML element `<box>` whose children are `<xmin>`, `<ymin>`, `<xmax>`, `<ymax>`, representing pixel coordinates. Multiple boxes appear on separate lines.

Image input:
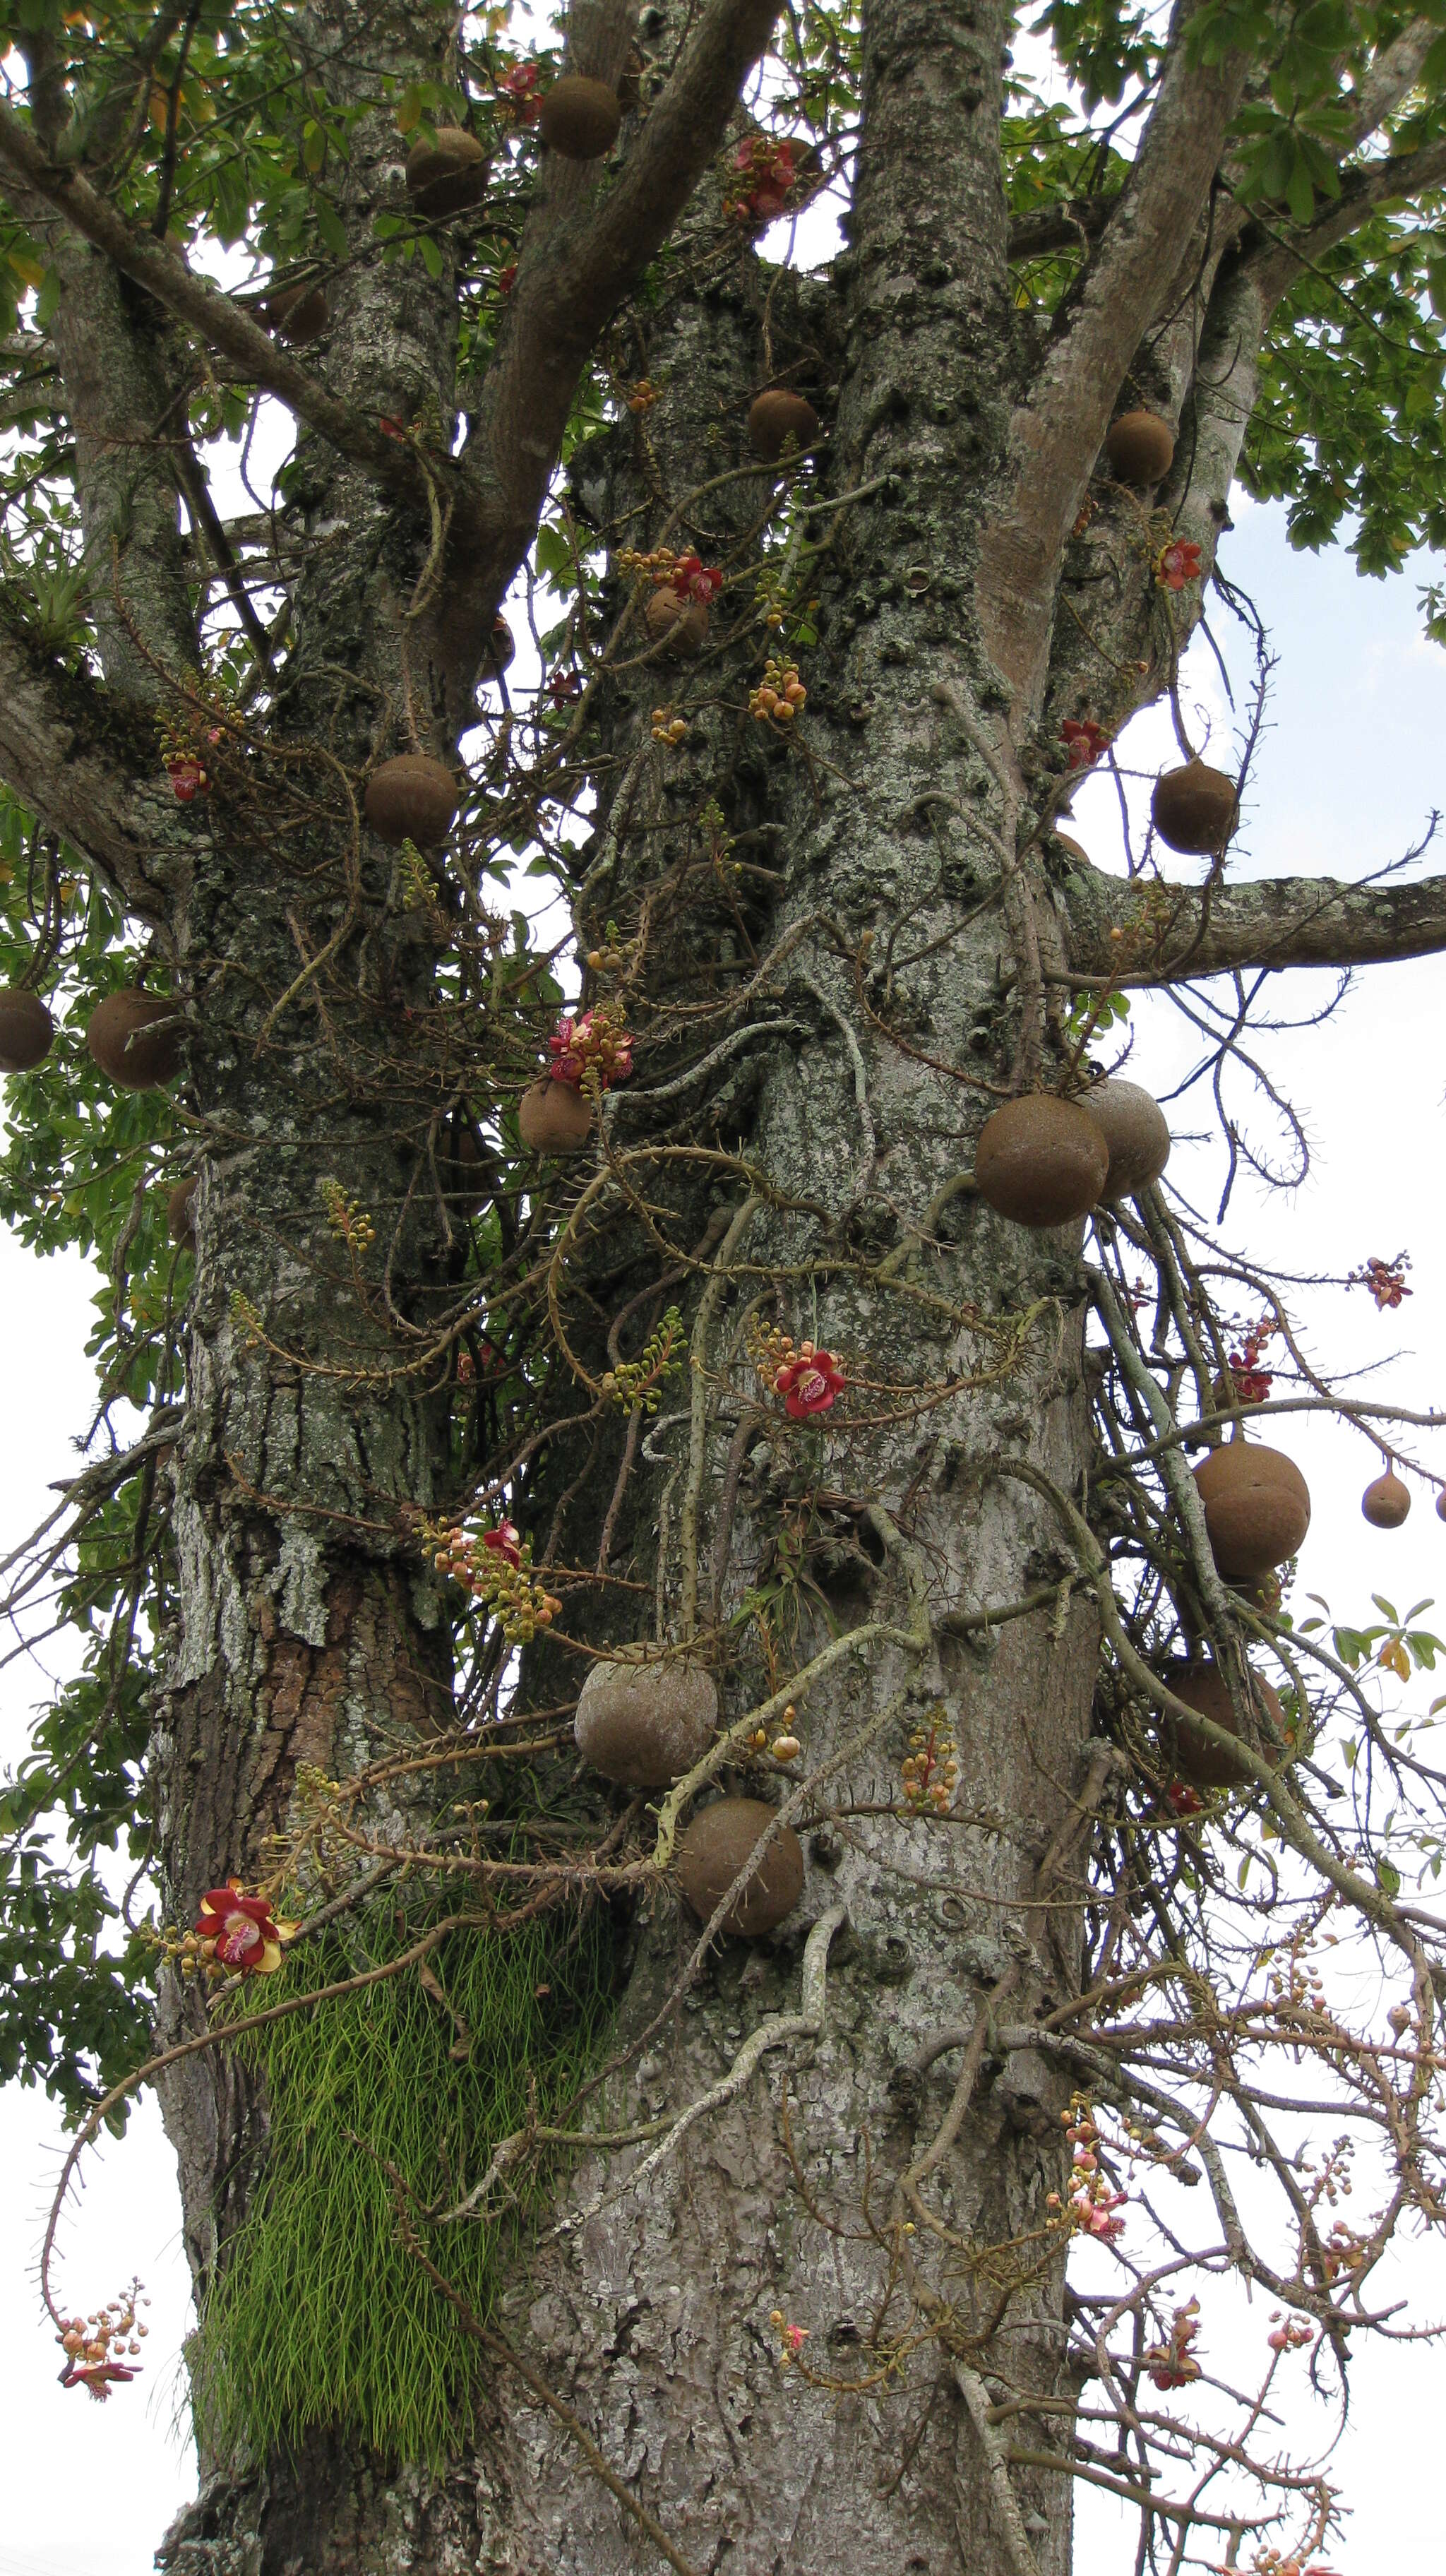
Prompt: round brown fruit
<box><xmin>167</xmin><ymin>1176</ymin><xmax>198</xmax><ymax>1246</ymax></box>
<box><xmin>1363</xmin><ymin>1467</ymin><xmax>1411</xmax><ymax>1529</ymax></box>
<box><xmin>538</xmin><ymin>76</ymin><xmax>622</xmax><ymax>161</ymax></box>
<box><xmin>1085</xmin><ymin>1078</ymin><xmax>1171</xmax><ymax>1198</ymax></box>
<box><xmin>1192</xmin><ymin>1440</ymin><xmax>1310</xmax><ymax>1580</ymax></box>
<box><xmin>1163</xmin><ymin>1661</ymin><xmax>1292</xmax><ymax>1790</ymax></box>
<box><xmin>748</xmin><ymin>390</ymin><xmax>820</xmax><ymax>463</ymax></box>
<box><xmin>263</xmin><ymin>282</ymin><xmax>328</xmax><ymax>345</ymax></box>
<box><xmin>405</xmin><ymin>127</ymin><xmax>488</xmax><ymax>220</ymax></box>
<box><xmin>87</xmin><ymin>991</ymin><xmax>184</xmax><ymax>1091</ymax></box>
<box><xmin>1104</xmin><ymin>409</ymin><xmax>1176</xmax><ymax>485</ymax></box>
<box><xmin>1054</xmin><ymin>830</ymin><xmax>1091</xmax><ymax>867</ymax></box>
<box><xmin>645</xmin><ymin>585</ymin><xmax>708</xmax><ymax>656</ymax></box>
<box><xmin>517</xmin><ymin>1077</ymin><xmax>592</xmax><ymax>1155</ymax></box>
<box><xmin>676</xmin><ymin>1797</ymin><xmax>805</xmax><ymax>1938</ymax></box>
<box><xmin>364</xmin><ymin>754</ymin><xmax>459</xmax><ymax>849</ymax></box>
<box><xmin>1437</xmin><ymin>1489</ymin><xmax>1446</xmax><ymax>1525</ymax></box>
<box><xmin>0</xmin><ymin>988</ymin><xmax>54</xmax><ymax>1073</ymax></box>
<box><xmin>974</xmin><ymin>1094</ymin><xmax>1109</xmax><ymax>1229</ymax></box>
<box><xmin>1151</xmin><ymin>761</ymin><xmax>1237</xmax><ymax>857</ymax></box>
<box><xmin>575</xmin><ymin>1654</ymin><xmax>718</xmax><ymax>1790</ymax></box>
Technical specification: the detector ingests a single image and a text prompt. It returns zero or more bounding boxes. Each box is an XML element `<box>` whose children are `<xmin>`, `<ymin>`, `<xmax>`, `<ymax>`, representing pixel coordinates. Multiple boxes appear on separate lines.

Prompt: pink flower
<box><xmin>498</xmin><ymin>62</ymin><xmax>542</xmax><ymax>122</ymax></box>
<box><xmin>62</xmin><ymin>2361</ymin><xmax>139</xmax><ymax>2400</ymax></box>
<box><xmin>1061</xmin><ymin>717</ymin><xmax>1109</xmax><ymax>770</ymax></box>
<box><xmin>166</xmin><ymin>756</ymin><xmax>207</xmax><ymax>802</ymax></box>
<box><xmin>672</xmin><ymin>554</ymin><xmax>724</xmax><ymax>604</ymax></box>
<box><xmin>549</xmin><ymin>1008</ymin><xmax>633</xmax><ymax>1090</ymax></box>
<box><xmin>497</xmin><ymin>261</ymin><xmax>518</xmax><ymax>296</ymax></box>
<box><xmin>1166</xmin><ymin>1779</ymin><xmax>1204</xmax><ymax>1818</ymax></box>
<box><xmin>774</xmin><ymin>1343</ymin><xmax>845</xmax><ymax>1419</ymax></box>
<box><xmin>195</xmin><ymin>1880</ymin><xmax>288</xmax><ymax>1975</ymax></box>
<box><xmin>481</xmin><ymin>1520</ymin><xmax>522</xmax><ymax>1569</ymax></box>
<box><xmin>1156</xmin><ymin>539</ymin><xmax>1202</xmax><ymax>592</ymax></box>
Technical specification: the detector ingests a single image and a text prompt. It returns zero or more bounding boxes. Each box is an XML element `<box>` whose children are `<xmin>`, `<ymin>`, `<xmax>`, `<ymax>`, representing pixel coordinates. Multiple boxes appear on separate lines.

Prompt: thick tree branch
<box><xmin>1239</xmin><ymin>134</ymin><xmax>1446</xmax><ymax>311</ymax></box>
<box><xmin>0</xmin><ymin>95</ymin><xmax>407</xmax><ymax>484</ymax></box>
<box><xmin>0</xmin><ymin>621</ymin><xmax>172</xmax><ymax>912</ymax></box>
<box><xmin>455</xmin><ymin>0</ymin><xmax>784</xmax><ymax>597</ymax></box>
<box><xmin>1063</xmin><ymin>859</ymin><xmax>1446</xmax><ymax>984</ymax></box>
<box><xmin>978</xmin><ymin>4</ymin><xmax>1248</xmax><ymax>710</ymax></box>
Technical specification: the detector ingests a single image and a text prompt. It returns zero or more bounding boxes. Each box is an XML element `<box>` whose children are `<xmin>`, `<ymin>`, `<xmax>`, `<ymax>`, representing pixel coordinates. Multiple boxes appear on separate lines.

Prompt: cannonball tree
<box><xmin>1</xmin><ymin>1</ymin><xmax>1446</xmax><ymax>2570</ymax></box>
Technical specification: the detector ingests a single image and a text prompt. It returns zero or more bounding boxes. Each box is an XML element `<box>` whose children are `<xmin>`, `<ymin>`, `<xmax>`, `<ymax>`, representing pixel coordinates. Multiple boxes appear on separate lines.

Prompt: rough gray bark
<box><xmin>4</xmin><ymin>4</ymin><xmax>1444</xmax><ymax>2573</ymax></box>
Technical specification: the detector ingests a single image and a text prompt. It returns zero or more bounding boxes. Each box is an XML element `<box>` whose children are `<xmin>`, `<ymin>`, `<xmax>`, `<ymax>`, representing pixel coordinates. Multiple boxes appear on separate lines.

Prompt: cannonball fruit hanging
<box><xmin>167</xmin><ymin>1176</ymin><xmax>198</xmax><ymax>1246</ymax></box>
<box><xmin>0</xmin><ymin>987</ymin><xmax>54</xmax><ymax>1073</ymax></box>
<box><xmin>538</xmin><ymin>76</ymin><xmax>622</xmax><ymax>160</ymax></box>
<box><xmin>1164</xmin><ymin>1662</ymin><xmax>1291</xmax><ymax>1790</ymax></box>
<box><xmin>1362</xmin><ymin>1466</ymin><xmax>1411</xmax><ymax>1528</ymax></box>
<box><xmin>405</xmin><ymin>127</ymin><xmax>488</xmax><ymax>220</ymax></box>
<box><xmin>1152</xmin><ymin>761</ymin><xmax>1237</xmax><ymax>856</ymax></box>
<box><xmin>1104</xmin><ymin>409</ymin><xmax>1175</xmax><ymax>485</ymax></box>
<box><xmin>645</xmin><ymin>586</ymin><xmax>708</xmax><ymax>656</ymax></box>
<box><xmin>676</xmin><ymin>1797</ymin><xmax>805</xmax><ymax>1938</ymax></box>
<box><xmin>1084</xmin><ymin>1078</ymin><xmax>1171</xmax><ymax>1198</ymax></box>
<box><xmin>364</xmin><ymin>755</ymin><xmax>459</xmax><ymax>849</ymax></box>
<box><xmin>263</xmin><ymin>282</ymin><xmax>328</xmax><ymax>344</ymax></box>
<box><xmin>517</xmin><ymin>1078</ymin><xmax>593</xmax><ymax>1155</ymax></box>
<box><xmin>974</xmin><ymin>1094</ymin><xmax>1110</xmax><ymax>1229</ymax></box>
<box><xmin>748</xmin><ymin>390</ymin><xmax>819</xmax><ymax>462</ymax></box>
<box><xmin>1191</xmin><ymin>1440</ymin><xmax>1310</xmax><ymax>1580</ymax></box>
<box><xmin>575</xmin><ymin>1654</ymin><xmax>718</xmax><ymax>1791</ymax></box>
<box><xmin>86</xmin><ymin>991</ymin><xmax>184</xmax><ymax>1091</ymax></box>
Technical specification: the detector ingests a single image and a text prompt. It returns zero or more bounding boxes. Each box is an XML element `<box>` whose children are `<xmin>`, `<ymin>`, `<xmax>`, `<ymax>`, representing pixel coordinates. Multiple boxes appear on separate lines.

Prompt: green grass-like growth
<box><xmin>193</xmin><ymin>1896</ymin><xmax>614</xmax><ymax>2469</ymax></box>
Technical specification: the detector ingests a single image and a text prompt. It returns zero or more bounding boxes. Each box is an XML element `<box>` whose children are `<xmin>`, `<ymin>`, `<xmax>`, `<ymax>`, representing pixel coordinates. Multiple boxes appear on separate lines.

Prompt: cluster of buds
<box><xmin>496</xmin><ymin>59</ymin><xmax>542</xmax><ymax>122</ymax></box>
<box><xmin>1267</xmin><ymin>2310</ymin><xmax>1315</xmax><ymax>2355</ymax></box>
<box><xmin>749</xmin><ymin>1702</ymin><xmax>802</xmax><ymax>1763</ymax></box>
<box><xmin>652</xmin><ymin>704</ymin><xmax>688</xmax><ymax>746</ymax></box>
<box><xmin>747</xmin><ymin>1323</ymin><xmax>847</xmax><ymax>1418</ymax></box>
<box><xmin>1154</xmin><ymin>537</ymin><xmax>1202</xmax><ymax>591</ymax></box>
<box><xmin>1349</xmin><ymin>1251</ymin><xmax>1411</xmax><ymax>1311</ymax></box>
<box><xmin>56</xmin><ymin>2281</ymin><xmax>148</xmax><ymax>2399</ymax></box>
<box><xmin>1248</xmin><ymin>2551</ymin><xmax>1335</xmax><ymax>2576</ymax></box>
<box><xmin>768</xmin><ymin>2308</ymin><xmax>811</xmax><ymax>2367</ymax></box>
<box><xmin>617</xmin><ymin>543</ymin><xmax>680</xmax><ymax>581</ymax></box>
<box><xmin>585</xmin><ymin>925</ymin><xmax>634</xmax><ymax>977</ymax></box>
<box><xmin>1319</xmin><ymin>2218</ymin><xmax>1368</xmax><ymax>2284</ymax></box>
<box><xmin>601</xmin><ymin>1306</ymin><xmax>684</xmax><ymax>1415</ymax></box>
<box><xmin>626</xmin><ymin>378</ymin><xmax>660</xmax><ymax>413</ymax></box>
<box><xmin>900</xmin><ymin>1711</ymin><xmax>959</xmax><ymax>1813</ymax></box>
<box><xmin>430</xmin><ymin>1516</ymin><xmax>562</xmax><ymax>1644</ymax></box>
<box><xmin>728</xmin><ymin>134</ymin><xmax>802</xmax><ymax>226</ymax></box>
<box><xmin>1224</xmin><ymin>1314</ymin><xmax>1275</xmax><ymax>1406</ymax></box>
<box><xmin>1143</xmin><ymin>2296</ymin><xmax>1202</xmax><ymax>2390</ymax></box>
<box><xmin>1267</xmin><ymin>1943</ymin><xmax>1327</xmax><ymax>2017</ymax></box>
<box><xmin>618</xmin><ymin>543</ymin><xmax>723</xmax><ymax>599</ymax></box>
<box><xmin>158</xmin><ymin>715</ymin><xmax>224</xmax><ymax>804</ymax></box>
<box><xmin>1061</xmin><ymin>716</ymin><xmax>1110</xmax><ymax>770</ymax></box>
<box><xmin>1048</xmin><ymin>2102</ymin><xmax>1128</xmax><ymax>2244</ymax></box>
<box><xmin>749</xmin><ymin>658</ymin><xmax>806</xmax><ymax>724</ymax></box>
<box><xmin>320</xmin><ymin>1176</ymin><xmax>376</xmax><ymax>1248</ymax></box>
<box><xmin>549</xmin><ymin>1003</ymin><xmax>633</xmax><ymax>1090</ymax></box>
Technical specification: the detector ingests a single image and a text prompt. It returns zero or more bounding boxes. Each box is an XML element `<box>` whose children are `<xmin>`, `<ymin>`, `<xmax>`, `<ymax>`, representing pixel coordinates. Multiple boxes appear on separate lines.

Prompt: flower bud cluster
<box><xmin>56</xmin><ymin>2279</ymin><xmax>149</xmax><ymax>2400</ymax></box>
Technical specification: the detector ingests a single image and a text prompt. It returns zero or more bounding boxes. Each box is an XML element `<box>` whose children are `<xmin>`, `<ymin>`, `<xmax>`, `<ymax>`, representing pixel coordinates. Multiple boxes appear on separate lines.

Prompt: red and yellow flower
<box><xmin>774</xmin><ymin>1342</ymin><xmax>845</xmax><ymax>1418</ymax></box>
<box><xmin>1155</xmin><ymin>537</ymin><xmax>1202</xmax><ymax>592</ymax></box>
<box><xmin>194</xmin><ymin>1880</ymin><xmax>291</xmax><ymax>1975</ymax></box>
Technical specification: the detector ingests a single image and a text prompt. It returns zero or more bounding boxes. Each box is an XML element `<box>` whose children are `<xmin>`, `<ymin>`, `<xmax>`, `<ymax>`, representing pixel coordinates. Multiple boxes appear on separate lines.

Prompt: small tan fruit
<box><xmin>0</xmin><ymin>988</ymin><xmax>54</xmax><ymax>1073</ymax></box>
<box><xmin>748</xmin><ymin>390</ymin><xmax>819</xmax><ymax>462</ymax></box>
<box><xmin>167</xmin><ymin>1176</ymin><xmax>198</xmax><ymax>1245</ymax></box>
<box><xmin>263</xmin><ymin>282</ymin><xmax>328</xmax><ymax>345</ymax></box>
<box><xmin>1152</xmin><ymin>761</ymin><xmax>1237</xmax><ymax>857</ymax></box>
<box><xmin>645</xmin><ymin>586</ymin><xmax>708</xmax><ymax>656</ymax></box>
<box><xmin>87</xmin><ymin>991</ymin><xmax>184</xmax><ymax>1091</ymax></box>
<box><xmin>364</xmin><ymin>754</ymin><xmax>459</xmax><ymax>849</ymax></box>
<box><xmin>405</xmin><ymin>127</ymin><xmax>488</xmax><ymax>220</ymax></box>
<box><xmin>575</xmin><ymin>1653</ymin><xmax>718</xmax><ymax>1789</ymax></box>
<box><xmin>676</xmin><ymin>1797</ymin><xmax>805</xmax><ymax>1938</ymax></box>
<box><xmin>1192</xmin><ymin>1441</ymin><xmax>1310</xmax><ymax>1580</ymax></box>
<box><xmin>1085</xmin><ymin>1078</ymin><xmax>1171</xmax><ymax>1198</ymax></box>
<box><xmin>1363</xmin><ymin>1467</ymin><xmax>1411</xmax><ymax>1529</ymax></box>
<box><xmin>1164</xmin><ymin>1662</ymin><xmax>1291</xmax><ymax>1790</ymax></box>
<box><xmin>538</xmin><ymin>76</ymin><xmax>622</xmax><ymax>160</ymax></box>
<box><xmin>974</xmin><ymin>1094</ymin><xmax>1109</xmax><ymax>1229</ymax></box>
<box><xmin>1104</xmin><ymin>410</ymin><xmax>1175</xmax><ymax>485</ymax></box>
<box><xmin>518</xmin><ymin>1077</ymin><xmax>592</xmax><ymax>1154</ymax></box>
